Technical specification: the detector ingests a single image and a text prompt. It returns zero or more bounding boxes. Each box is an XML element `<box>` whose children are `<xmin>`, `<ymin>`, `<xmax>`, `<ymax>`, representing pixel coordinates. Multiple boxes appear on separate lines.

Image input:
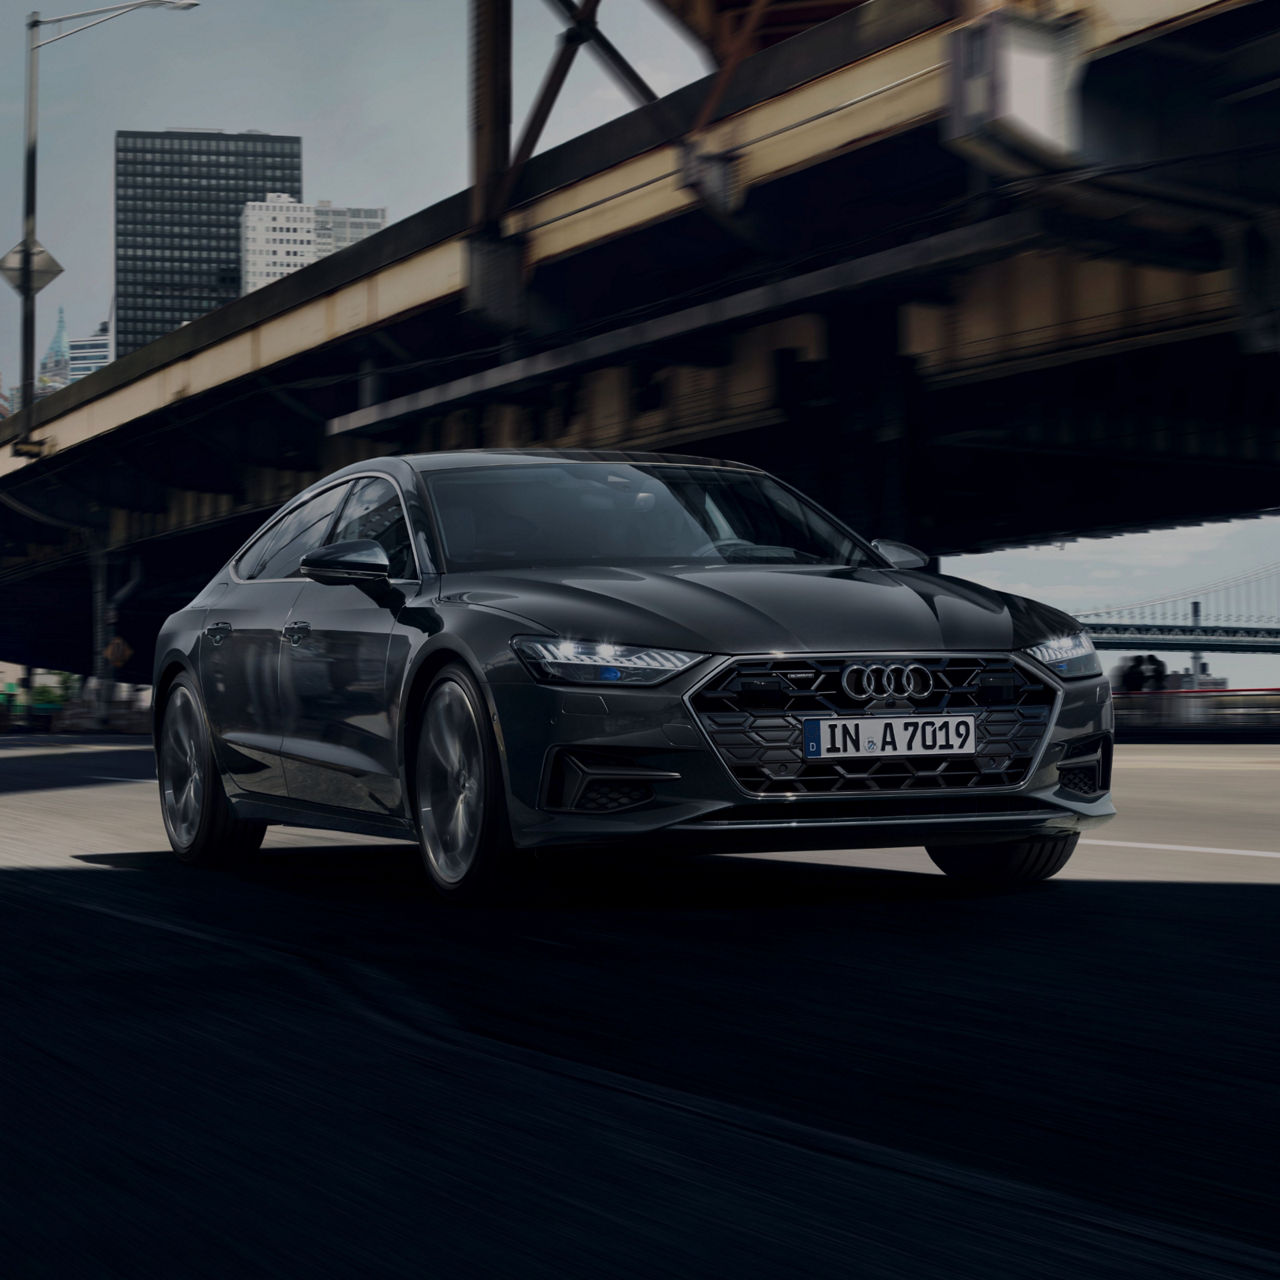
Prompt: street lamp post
<box><xmin>9</xmin><ymin>0</ymin><xmax>197</xmax><ymax>721</ymax></box>
<box><xmin>20</xmin><ymin>12</ymin><xmax>39</xmax><ymax>447</ymax></box>
<box><xmin>13</xmin><ymin>1</ymin><xmax>198</xmax><ymax>452</ymax></box>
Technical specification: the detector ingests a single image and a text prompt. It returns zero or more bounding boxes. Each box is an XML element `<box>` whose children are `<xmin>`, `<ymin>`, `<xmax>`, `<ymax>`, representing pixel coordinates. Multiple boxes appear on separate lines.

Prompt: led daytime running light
<box><xmin>512</xmin><ymin>637</ymin><xmax>704</xmax><ymax>686</ymax></box>
<box><xmin>1027</xmin><ymin>634</ymin><xmax>1092</xmax><ymax>664</ymax></box>
<box><xmin>1023</xmin><ymin>632</ymin><xmax>1101</xmax><ymax>679</ymax></box>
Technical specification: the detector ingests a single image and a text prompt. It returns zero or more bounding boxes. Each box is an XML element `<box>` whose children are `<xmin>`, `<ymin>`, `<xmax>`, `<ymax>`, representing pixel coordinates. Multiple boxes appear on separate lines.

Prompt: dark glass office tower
<box><xmin>114</xmin><ymin>129</ymin><xmax>302</xmax><ymax>357</ymax></box>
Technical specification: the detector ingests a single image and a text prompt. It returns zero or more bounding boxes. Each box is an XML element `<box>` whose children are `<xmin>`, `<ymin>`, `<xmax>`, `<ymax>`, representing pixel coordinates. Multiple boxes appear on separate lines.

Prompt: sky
<box><xmin>1</xmin><ymin>0</ymin><xmax>1277</xmax><ymax>686</ymax></box>
<box><xmin>0</xmin><ymin>0</ymin><xmax>709</xmax><ymax>362</ymax></box>
<box><xmin>945</xmin><ymin>518</ymin><xmax>1280</xmax><ymax>689</ymax></box>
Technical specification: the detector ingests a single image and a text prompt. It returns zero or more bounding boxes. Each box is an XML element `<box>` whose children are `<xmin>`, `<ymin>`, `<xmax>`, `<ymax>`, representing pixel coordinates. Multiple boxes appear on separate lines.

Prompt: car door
<box><xmin>279</xmin><ymin>474</ymin><xmax>421</xmax><ymax>814</ymax></box>
<box><xmin>200</xmin><ymin>483</ymin><xmax>349</xmax><ymax>797</ymax></box>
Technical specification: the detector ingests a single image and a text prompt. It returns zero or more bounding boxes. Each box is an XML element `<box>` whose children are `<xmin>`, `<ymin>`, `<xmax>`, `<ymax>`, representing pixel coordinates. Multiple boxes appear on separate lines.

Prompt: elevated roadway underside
<box><xmin>4</xmin><ymin>0</ymin><xmax>1280</xmax><ymax>681</ymax></box>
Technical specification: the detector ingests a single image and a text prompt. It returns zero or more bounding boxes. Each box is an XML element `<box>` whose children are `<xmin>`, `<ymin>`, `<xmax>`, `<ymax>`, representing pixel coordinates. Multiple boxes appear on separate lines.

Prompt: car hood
<box><xmin>441</xmin><ymin>564</ymin><xmax>1079</xmax><ymax>655</ymax></box>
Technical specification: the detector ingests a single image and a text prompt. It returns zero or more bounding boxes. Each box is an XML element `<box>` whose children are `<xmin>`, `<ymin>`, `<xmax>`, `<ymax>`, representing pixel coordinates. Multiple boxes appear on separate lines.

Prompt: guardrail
<box><xmin>1113</xmin><ymin>688</ymin><xmax>1280</xmax><ymax>737</ymax></box>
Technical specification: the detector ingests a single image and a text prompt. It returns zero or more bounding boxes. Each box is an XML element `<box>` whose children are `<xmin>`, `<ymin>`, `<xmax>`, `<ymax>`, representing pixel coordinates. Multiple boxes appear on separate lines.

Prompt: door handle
<box><xmin>204</xmin><ymin>621</ymin><xmax>232</xmax><ymax>646</ymax></box>
<box><xmin>282</xmin><ymin>620</ymin><xmax>311</xmax><ymax>646</ymax></box>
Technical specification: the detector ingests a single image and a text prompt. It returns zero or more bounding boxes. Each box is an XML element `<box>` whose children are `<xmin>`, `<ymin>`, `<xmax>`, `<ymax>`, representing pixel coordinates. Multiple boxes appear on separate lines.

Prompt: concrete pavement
<box><xmin>0</xmin><ymin>740</ymin><xmax>1277</xmax><ymax>1277</ymax></box>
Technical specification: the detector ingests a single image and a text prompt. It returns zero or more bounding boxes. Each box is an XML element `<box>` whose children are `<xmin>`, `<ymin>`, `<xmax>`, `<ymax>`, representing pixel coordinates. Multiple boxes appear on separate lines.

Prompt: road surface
<box><xmin>1</xmin><ymin>738</ymin><xmax>1277</xmax><ymax>1278</ymax></box>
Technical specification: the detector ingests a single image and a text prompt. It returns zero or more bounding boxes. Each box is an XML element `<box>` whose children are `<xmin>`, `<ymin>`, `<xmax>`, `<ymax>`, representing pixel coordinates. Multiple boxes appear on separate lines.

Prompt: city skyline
<box><xmin>0</xmin><ymin>0</ymin><xmax>706</xmax><ymax>377</ymax></box>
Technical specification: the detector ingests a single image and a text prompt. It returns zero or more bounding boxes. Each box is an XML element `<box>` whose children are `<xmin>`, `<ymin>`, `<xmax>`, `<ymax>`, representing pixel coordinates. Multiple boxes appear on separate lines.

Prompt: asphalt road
<box><xmin>1</xmin><ymin>737</ymin><xmax>1277</xmax><ymax>1278</ymax></box>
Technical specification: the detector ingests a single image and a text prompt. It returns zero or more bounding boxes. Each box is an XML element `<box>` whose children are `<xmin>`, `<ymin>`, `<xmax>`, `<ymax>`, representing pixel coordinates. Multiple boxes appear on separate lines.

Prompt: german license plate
<box><xmin>802</xmin><ymin>715</ymin><xmax>977</xmax><ymax>760</ymax></box>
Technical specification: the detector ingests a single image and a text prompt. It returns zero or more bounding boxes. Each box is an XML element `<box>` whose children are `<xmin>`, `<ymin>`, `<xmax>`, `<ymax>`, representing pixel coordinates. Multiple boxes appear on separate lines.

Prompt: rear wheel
<box><xmin>413</xmin><ymin>664</ymin><xmax>513</xmax><ymax>898</ymax></box>
<box><xmin>158</xmin><ymin>673</ymin><xmax>266</xmax><ymax>865</ymax></box>
<box><xmin>926</xmin><ymin>834</ymin><xmax>1078</xmax><ymax>885</ymax></box>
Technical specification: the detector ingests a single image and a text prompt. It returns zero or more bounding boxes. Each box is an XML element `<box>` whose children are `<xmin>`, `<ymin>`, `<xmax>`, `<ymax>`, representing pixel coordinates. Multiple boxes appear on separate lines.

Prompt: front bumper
<box><xmin>489</xmin><ymin>654</ymin><xmax>1115</xmax><ymax>852</ymax></box>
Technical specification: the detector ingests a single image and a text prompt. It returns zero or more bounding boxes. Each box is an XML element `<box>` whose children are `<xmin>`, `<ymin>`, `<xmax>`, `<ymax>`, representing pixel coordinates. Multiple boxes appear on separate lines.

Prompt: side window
<box><xmin>242</xmin><ymin>484</ymin><xmax>348</xmax><ymax>581</ymax></box>
<box><xmin>234</xmin><ymin>524</ymin><xmax>277</xmax><ymax>582</ymax></box>
<box><xmin>329</xmin><ymin>477</ymin><xmax>416</xmax><ymax>579</ymax></box>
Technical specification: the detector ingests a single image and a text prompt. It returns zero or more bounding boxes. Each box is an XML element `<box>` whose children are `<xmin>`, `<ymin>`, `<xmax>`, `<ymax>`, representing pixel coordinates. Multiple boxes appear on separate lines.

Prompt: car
<box><xmin>153</xmin><ymin>449</ymin><xmax>1115</xmax><ymax>895</ymax></box>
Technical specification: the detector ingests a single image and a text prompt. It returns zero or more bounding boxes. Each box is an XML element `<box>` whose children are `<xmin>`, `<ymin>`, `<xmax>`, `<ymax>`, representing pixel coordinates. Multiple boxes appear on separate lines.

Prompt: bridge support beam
<box><xmin>469</xmin><ymin>0</ymin><xmax>511</xmax><ymax>235</ymax></box>
<box><xmin>89</xmin><ymin>546</ymin><xmax>111</xmax><ymax>729</ymax></box>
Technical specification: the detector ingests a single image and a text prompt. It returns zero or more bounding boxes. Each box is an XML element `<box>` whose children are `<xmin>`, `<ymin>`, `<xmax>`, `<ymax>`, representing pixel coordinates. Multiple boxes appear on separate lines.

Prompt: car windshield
<box><xmin>423</xmin><ymin>462</ymin><xmax>875</xmax><ymax>572</ymax></box>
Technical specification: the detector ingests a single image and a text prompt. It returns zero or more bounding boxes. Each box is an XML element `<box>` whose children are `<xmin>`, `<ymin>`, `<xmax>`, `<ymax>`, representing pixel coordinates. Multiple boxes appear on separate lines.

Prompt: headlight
<box><xmin>1022</xmin><ymin>632</ymin><xmax>1102</xmax><ymax>680</ymax></box>
<box><xmin>512</xmin><ymin>636</ymin><xmax>705</xmax><ymax>686</ymax></box>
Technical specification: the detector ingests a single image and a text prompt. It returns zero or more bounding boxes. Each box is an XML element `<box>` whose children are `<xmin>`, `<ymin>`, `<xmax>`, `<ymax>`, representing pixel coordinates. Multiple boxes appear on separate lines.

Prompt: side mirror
<box><xmin>300</xmin><ymin>539</ymin><xmax>391</xmax><ymax>586</ymax></box>
<box><xmin>871</xmin><ymin>538</ymin><xmax>930</xmax><ymax>570</ymax></box>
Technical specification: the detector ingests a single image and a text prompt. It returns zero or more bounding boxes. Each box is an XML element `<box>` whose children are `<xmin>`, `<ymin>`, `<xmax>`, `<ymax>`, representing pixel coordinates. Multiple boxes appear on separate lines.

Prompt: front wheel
<box><xmin>926</xmin><ymin>834</ymin><xmax>1078</xmax><ymax>885</ymax></box>
<box><xmin>413</xmin><ymin>664</ymin><xmax>513</xmax><ymax>898</ymax></box>
<box><xmin>158</xmin><ymin>673</ymin><xmax>267</xmax><ymax>865</ymax></box>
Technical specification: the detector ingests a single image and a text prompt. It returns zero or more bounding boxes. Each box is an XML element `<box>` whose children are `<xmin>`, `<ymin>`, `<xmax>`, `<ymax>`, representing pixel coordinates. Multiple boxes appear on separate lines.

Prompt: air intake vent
<box><xmin>577</xmin><ymin>780</ymin><xmax>652</xmax><ymax>812</ymax></box>
<box><xmin>1057</xmin><ymin>765</ymin><xmax>1099</xmax><ymax>796</ymax></box>
<box><xmin>543</xmin><ymin>749</ymin><xmax>674</xmax><ymax>814</ymax></box>
<box><xmin>1057</xmin><ymin>733</ymin><xmax>1112</xmax><ymax>796</ymax></box>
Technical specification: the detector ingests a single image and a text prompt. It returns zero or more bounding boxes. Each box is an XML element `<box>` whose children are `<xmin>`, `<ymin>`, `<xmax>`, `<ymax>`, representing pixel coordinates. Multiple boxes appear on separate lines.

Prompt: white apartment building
<box><xmin>68</xmin><ymin>320</ymin><xmax>113</xmax><ymax>383</ymax></box>
<box><xmin>241</xmin><ymin>192</ymin><xmax>317</xmax><ymax>294</ymax></box>
<box><xmin>314</xmin><ymin>201</ymin><xmax>387</xmax><ymax>256</ymax></box>
<box><xmin>240</xmin><ymin>194</ymin><xmax>388</xmax><ymax>295</ymax></box>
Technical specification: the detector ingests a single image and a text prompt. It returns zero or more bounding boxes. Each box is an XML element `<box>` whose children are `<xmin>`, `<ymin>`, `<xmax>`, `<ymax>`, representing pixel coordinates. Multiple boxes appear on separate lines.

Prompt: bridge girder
<box><xmin>655</xmin><ymin>1</ymin><xmax>879</xmax><ymax>66</ymax></box>
<box><xmin>1090</xmin><ymin>624</ymin><xmax>1280</xmax><ymax>655</ymax></box>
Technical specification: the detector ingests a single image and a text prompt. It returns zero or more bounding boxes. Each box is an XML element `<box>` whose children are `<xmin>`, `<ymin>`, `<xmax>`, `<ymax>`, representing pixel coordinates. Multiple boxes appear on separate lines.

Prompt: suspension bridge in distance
<box><xmin>1077</xmin><ymin>561</ymin><xmax>1280</xmax><ymax>654</ymax></box>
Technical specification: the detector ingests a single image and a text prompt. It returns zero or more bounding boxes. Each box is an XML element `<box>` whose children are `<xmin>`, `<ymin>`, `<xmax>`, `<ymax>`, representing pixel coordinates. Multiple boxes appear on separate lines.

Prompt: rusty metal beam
<box><xmin>543</xmin><ymin>0</ymin><xmax>662</xmax><ymax>108</ymax></box>
<box><xmin>491</xmin><ymin>0</ymin><xmax>603</xmax><ymax>223</ymax></box>
<box><xmin>691</xmin><ymin>0</ymin><xmax>772</xmax><ymax>133</ymax></box>
<box><xmin>470</xmin><ymin>0</ymin><xmax>512</xmax><ymax>232</ymax></box>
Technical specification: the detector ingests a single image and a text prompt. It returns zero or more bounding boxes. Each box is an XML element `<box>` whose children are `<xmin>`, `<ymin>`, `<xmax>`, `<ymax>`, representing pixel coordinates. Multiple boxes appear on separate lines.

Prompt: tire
<box><xmin>926</xmin><ymin>833</ymin><xmax>1078</xmax><ymax>885</ymax></box>
<box><xmin>158</xmin><ymin>672</ymin><xmax>267</xmax><ymax>865</ymax></box>
<box><xmin>412</xmin><ymin>663</ymin><xmax>514</xmax><ymax>899</ymax></box>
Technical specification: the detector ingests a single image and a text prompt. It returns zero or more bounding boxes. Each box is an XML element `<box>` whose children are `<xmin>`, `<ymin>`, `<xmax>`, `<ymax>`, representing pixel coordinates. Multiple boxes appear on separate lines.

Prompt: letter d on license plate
<box><xmin>802</xmin><ymin>715</ymin><xmax>977</xmax><ymax>759</ymax></box>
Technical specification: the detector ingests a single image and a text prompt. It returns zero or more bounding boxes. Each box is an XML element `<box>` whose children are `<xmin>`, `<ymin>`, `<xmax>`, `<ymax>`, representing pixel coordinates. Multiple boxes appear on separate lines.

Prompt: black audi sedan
<box><xmin>154</xmin><ymin>449</ymin><xmax>1114</xmax><ymax>894</ymax></box>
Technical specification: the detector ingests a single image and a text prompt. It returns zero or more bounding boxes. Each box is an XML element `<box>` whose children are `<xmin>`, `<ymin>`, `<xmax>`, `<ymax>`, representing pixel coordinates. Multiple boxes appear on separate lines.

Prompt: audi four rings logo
<box><xmin>842</xmin><ymin>663</ymin><xmax>934</xmax><ymax>700</ymax></box>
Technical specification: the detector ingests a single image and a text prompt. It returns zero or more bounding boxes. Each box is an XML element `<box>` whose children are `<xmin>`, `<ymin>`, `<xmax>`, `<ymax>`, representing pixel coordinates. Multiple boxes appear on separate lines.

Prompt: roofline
<box><xmin>114</xmin><ymin>129</ymin><xmax>303</xmax><ymax>140</ymax></box>
<box><xmin>405</xmin><ymin>448</ymin><xmax>763</xmax><ymax>471</ymax></box>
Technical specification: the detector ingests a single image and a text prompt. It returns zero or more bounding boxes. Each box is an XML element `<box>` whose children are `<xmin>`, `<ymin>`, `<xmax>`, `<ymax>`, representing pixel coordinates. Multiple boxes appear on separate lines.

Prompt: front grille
<box><xmin>689</xmin><ymin>654</ymin><xmax>1057</xmax><ymax>796</ymax></box>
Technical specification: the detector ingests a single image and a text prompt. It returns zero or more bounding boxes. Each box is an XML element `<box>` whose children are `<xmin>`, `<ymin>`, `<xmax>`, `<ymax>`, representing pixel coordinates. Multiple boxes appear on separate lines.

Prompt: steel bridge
<box><xmin>5</xmin><ymin>0</ymin><xmax>1280</xmax><ymax>685</ymax></box>
<box><xmin>1079</xmin><ymin>561</ymin><xmax>1280</xmax><ymax>654</ymax></box>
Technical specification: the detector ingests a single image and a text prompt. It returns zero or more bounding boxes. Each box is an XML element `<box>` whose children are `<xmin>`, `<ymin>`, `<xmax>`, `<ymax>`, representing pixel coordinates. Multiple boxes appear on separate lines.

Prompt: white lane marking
<box><xmin>1114</xmin><ymin>761</ymin><xmax>1280</xmax><ymax>771</ymax></box>
<box><xmin>1083</xmin><ymin>838</ymin><xmax>1280</xmax><ymax>860</ymax></box>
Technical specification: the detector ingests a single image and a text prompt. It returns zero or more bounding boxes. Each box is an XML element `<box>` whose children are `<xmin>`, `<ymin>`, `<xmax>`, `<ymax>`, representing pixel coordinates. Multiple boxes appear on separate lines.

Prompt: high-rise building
<box><xmin>8</xmin><ymin>309</ymin><xmax>71</xmax><ymax>412</ymax></box>
<box><xmin>240</xmin><ymin>195</ymin><xmax>387</xmax><ymax>296</ymax></box>
<box><xmin>114</xmin><ymin>128</ymin><xmax>302</xmax><ymax>356</ymax></box>
<box><xmin>68</xmin><ymin>320</ymin><xmax>113</xmax><ymax>383</ymax></box>
<box><xmin>314</xmin><ymin>201</ymin><xmax>387</xmax><ymax>256</ymax></box>
<box><xmin>39</xmin><ymin>306</ymin><xmax>70</xmax><ymax>391</ymax></box>
<box><xmin>241</xmin><ymin>193</ymin><xmax>317</xmax><ymax>294</ymax></box>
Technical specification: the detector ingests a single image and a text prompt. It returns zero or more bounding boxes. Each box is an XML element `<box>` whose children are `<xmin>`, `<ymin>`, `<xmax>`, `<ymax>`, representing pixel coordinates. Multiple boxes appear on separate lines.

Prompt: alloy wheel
<box><xmin>161</xmin><ymin>684</ymin><xmax>205</xmax><ymax>847</ymax></box>
<box><xmin>417</xmin><ymin>678</ymin><xmax>486</xmax><ymax>885</ymax></box>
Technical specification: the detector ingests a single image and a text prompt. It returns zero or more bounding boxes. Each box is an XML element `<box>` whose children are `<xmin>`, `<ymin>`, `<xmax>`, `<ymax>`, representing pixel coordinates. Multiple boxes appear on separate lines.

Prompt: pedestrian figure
<box><xmin>1121</xmin><ymin>656</ymin><xmax>1146</xmax><ymax>693</ymax></box>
